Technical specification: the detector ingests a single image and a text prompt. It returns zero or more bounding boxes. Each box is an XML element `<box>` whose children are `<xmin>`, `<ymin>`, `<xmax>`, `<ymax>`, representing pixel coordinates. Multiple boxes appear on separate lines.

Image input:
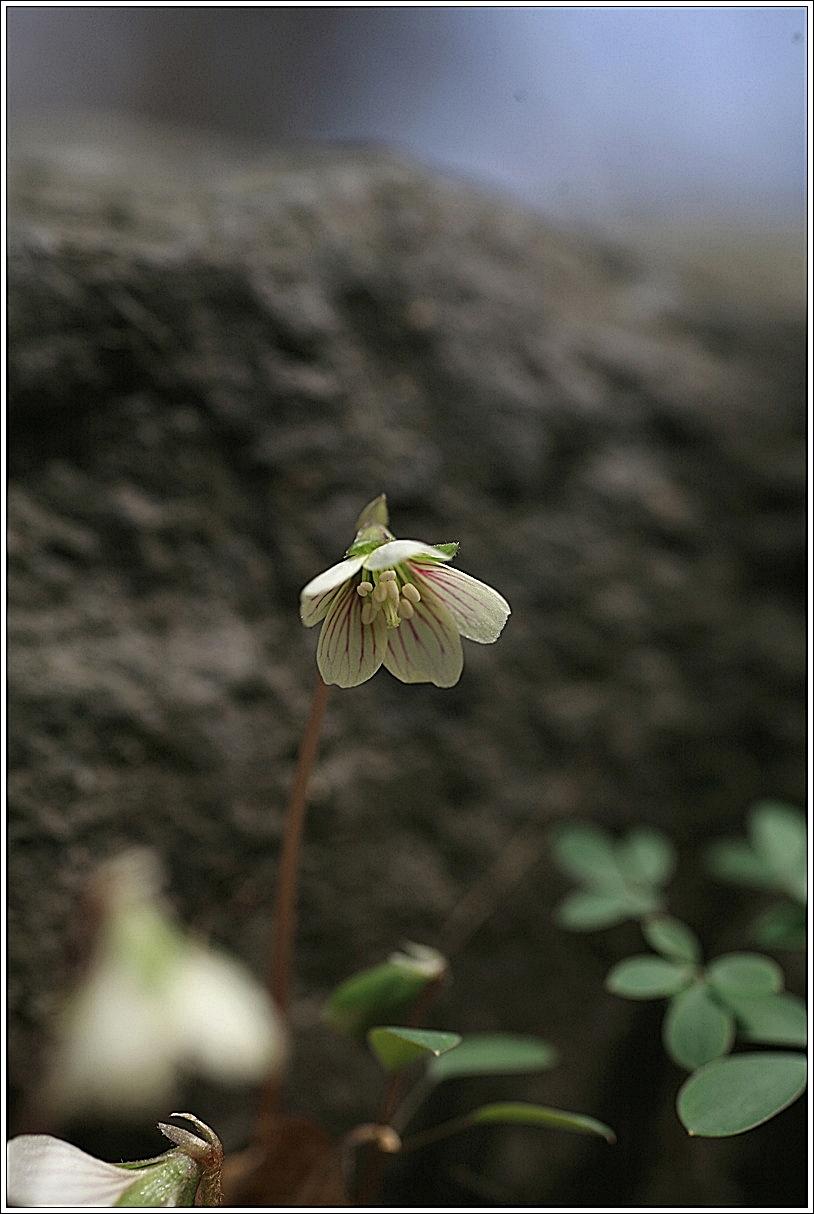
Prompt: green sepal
<box><xmin>354</xmin><ymin>494</ymin><xmax>389</xmax><ymax>530</ymax></box>
<box><xmin>367</xmin><ymin>1026</ymin><xmax>462</xmax><ymax>1072</ymax></box>
<box><xmin>432</xmin><ymin>542</ymin><xmax>460</xmax><ymax>558</ymax></box>
<box><xmin>115</xmin><ymin>1152</ymin><xmax>201</xmax><ymax>1207</ymax></box>
<box><xmin>346</xmin><ymin>537</ymin><xmax>389</xmax><ymax>558</ymax></box>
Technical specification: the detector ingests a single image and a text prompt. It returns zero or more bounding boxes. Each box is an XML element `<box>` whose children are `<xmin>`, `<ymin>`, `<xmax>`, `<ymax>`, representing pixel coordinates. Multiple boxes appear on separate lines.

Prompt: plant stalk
<box><xmin>256</xmin><ymin>675</ymin><xmax>330</xmax><ymax>1131</ymax></box>
<box><xmin>270</xmin><ymin>674</ymin><xmax>331</xmax><ymax>1018</ymax></box>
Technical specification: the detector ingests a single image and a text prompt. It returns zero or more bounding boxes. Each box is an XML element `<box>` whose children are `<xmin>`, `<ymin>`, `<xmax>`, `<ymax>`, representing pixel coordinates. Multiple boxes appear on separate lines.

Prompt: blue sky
<box><xmin>7</xmin><ymin>6</ymin><xmax>807</xmax><ymax>226</ymax></box>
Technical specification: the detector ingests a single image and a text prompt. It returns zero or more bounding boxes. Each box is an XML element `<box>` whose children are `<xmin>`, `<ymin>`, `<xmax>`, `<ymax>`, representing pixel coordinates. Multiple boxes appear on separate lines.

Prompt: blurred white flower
<box><xmin>41</xmin><ymin>849</ymin><xmax>285</xmax><ymax>1120</ymax></box>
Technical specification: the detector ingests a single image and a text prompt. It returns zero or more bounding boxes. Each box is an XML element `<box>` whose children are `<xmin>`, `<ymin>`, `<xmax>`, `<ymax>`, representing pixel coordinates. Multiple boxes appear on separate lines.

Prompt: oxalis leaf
<box><xmin>606</xmin><ymin>955</ymin><xmax>695</xmax><ymax>999</ymax></box>
<box><xmin>751</xmin><ymin>903</ymin><xmax>807</xmax><ymax>950</ymax></box>
<box><xmin>642</xmin><ymin>915</ymin><xmax>702</xmax><ymax>965</ymax></box>
<box><xmin>323</xmin><ymin>944</ymin><xmax>446</xmax><ymax>1041</ymax></box>
<box><xmin>367</xmin><ymin>1027</ymin><xmax>461</xmax><ymax>1072</ymax></box>
<box><xmin>427</xmin><ymin>1033</ymin><xmax>558</xmax><ymax>1083</ymax></box>
<box><xmin>467</xmin><ymin>1102</ymin><xmax>616</xmax><ymax>1143</ymax></box>
<box><xmin>663</xmin><ymin>981</ymin><xmax>735</xmax><ymax>1071</ymax></box>
<box><xmin>749</xmin><ymin>802</ymin><xmax>807</xmax><ymax>902</ymax></box>
<box><xmin>616</xmin><ymin>827</ymin><xmax>675</xmax><ymax>887</ymax></box>
<box><xmin>705</xmin><ymin>952</ymin><xmax>784</xmax><ymax>999</ymax></box>
<box><xmin>722</xmin><ymin>991</ymin><xmax>807</xmax><ymax>1048</ymax></box>
<box><xmin>677</xmin><ymin>1052</ymin><xmax>807</xmax><ymax>1137</ymax></box>
<box><xmin>551</xmin><ymin>823</ymin><xmax>624</xmax><ymax>888</ymax></box>
<box><xmin>553</xmin><ymin>889</ymin><xmax>632</xmax><ymax>931</ymax></box>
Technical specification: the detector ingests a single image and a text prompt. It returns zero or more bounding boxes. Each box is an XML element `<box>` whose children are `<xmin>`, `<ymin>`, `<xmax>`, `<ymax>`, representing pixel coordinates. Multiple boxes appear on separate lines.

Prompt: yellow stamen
<box><xmin>361</xmin><ymin>602</ymin><xmax>377</xmax><ymax>625</ymax></box>
<box><xmin>398</xmin><ymin>598</ymin><xmax>415</xmax><ymax>620</ymax></box>
<box><xmin>402</xmin><ymin>583</ymin><xmax>421</xmax><ymax>604</ymax></box>
<box><xmin>357</xmin><ymin>581</ymin><xmax>374</xmax><ymax>596</ymax></box>
<box><xmin>372</xmin><ymin>582</ymin><xmax>388</xmax><ymax>604</ymax></box>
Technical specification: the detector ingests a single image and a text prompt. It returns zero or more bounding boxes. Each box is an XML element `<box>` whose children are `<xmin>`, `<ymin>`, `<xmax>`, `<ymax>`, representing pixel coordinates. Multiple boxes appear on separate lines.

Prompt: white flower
<box><xmin>300</xmin><ymin>495</ymin><xmax>510</xmax><ymax>688</ymax></box>
<box><xmin>41</xmin><ymin>849</ymin><xmax>286</xmax><ymax>1120</ymax></box>
<box><xmin>6</xmin><ymin>1114</ymin><xmax>220</xmax><ymax>1207</ymax></box>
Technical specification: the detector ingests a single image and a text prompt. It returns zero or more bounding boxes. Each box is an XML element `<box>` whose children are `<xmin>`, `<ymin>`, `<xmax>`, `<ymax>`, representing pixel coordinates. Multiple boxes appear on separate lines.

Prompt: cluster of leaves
<box><xmin>703</xmin><ymin>800</ymin><xmax>807</xmax><ymax>948</ymax></box>
<box><xmin>551</xmin><ymin>807</ymin><xmax>807</xmax><ymax>1138</ymax></box>
<box><xmin>322</xmin><ymin>939</ymin><xmax>614</xmax><ymax>1186</ymax></box>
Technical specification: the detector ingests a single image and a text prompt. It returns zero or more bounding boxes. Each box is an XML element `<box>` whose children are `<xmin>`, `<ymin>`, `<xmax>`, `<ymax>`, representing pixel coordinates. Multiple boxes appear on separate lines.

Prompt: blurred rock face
<box><xmin>7</xmin><ymin>116</ymin><xmax>805</xmax><ymax>1207</ymax></box>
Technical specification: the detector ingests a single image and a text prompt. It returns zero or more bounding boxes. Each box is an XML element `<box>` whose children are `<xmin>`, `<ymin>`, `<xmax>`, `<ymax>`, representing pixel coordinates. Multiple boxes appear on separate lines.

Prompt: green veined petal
<box><xmin>317</xmin><ymin>577</ymin><xmax>388</xmax><ymax>687</ymax></box>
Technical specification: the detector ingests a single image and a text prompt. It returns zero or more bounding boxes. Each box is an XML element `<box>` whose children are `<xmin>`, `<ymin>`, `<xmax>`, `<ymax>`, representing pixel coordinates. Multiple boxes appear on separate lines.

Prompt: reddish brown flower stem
<box><xmin>256</xmin><ymin>675</ymin><xmax>331</xmax><ymax>1132</ymax></box>
<box><xmin>269</xmin><ymin>674</ymin><xmax>331</xmax><ymax>1018</ymax></box>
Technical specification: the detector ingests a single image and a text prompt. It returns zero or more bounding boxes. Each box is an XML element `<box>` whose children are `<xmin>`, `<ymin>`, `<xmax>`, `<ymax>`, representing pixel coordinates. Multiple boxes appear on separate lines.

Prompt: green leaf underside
<box><xmin>616</xmin><ymin>828</ymin><xmax>676</xmax><ymax>887</ymax></box>
<box><xmin>752</xmin><ymin>903</ymin><xmax>807</xmax><ymax>949</ymax></box>
<box><xmin>606</xmin><ymin>955</ymin><xmax>695</xmax><ymax>999</ymax></box>
<box><xmin>663</xmin><ymin>982</ymin><xmax>735</xmax><ymax>1070</ymax></box>
<box><xmin>706</xmin><ymin>952</ymin><xmax>784</xmax><ymax>998</ymax></box>
<box><xmin>722</xmin><ymin>991</ymin><xmax>807</xmax><ymax>1047</ymax></box>
<box><xmin>704</xmin><ymin>840</ymin><xmax>778</xmax><ymax>891</ymax></box>
<box><xmin>677</xmin><ymin>1052</ymin><xmax>807</xmax><ymax>1137</ymax></box>
<box><xmin>427</xmin><ymin>1034</ymin><xmax>559</xmax><ymax>1083</ymax></box>
<box><xmin>553</xmin><ymin>890</ymin><xmax>632</xmax><ymax>930</ymax></box>
<box><xmin>551</xmin><ymin>824</ymin><xmax>624</xmax><ymax>887</ymax></box>
<box><xmin>368</xmin><ymin>1027</ymin><xmax>462</xmax><ymax>1071</ymax></box>
<box><xmin>704</xmin><ymin>801</ymin><xmax>807</xmax><ymax>904</ymax></box>
<box><xmin>324</xmin><ymin>962</ymin><xmax>437</xmax><ymax>1041</ymax></box>
<box><xmin>750</xmin><ymin>802</ymin><xmax>807</xmax><ymax>898</ymax></box>
<box><xmin>643</xmin><ymin>915</ymin><xmax>702</xmax><ymax>964</ymax></box>
<box><xmin>552</xmin><ymin>824</ymin><xmax>672</xmax><ymax>931</ymax></box>
<box><xmin>467</xmin><ymin>1102</ymin><xmax>616</xmax><ymax>1143</ymax></box>
<box><xmin>115</xmin><ymin>1155</ymin><xmax>200</xmax><ymax>1206</ymax></box>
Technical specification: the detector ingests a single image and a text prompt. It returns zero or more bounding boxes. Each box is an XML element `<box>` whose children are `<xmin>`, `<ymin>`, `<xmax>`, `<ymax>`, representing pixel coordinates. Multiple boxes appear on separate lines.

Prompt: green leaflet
<box><xmin>368</xmin><ymin>1026</ymin><xmax>461</xmax><ymax>1072</ymax></box>
<box><xmin>677</xmin><ymin>1052</ymin><xmax>807</xmax><ymax>1137</ymax></box>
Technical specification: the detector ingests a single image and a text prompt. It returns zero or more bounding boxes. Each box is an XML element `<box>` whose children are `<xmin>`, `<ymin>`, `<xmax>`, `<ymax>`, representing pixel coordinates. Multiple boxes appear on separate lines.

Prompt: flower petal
<box><xmin>410</xmin><ymin>562</ymin><xmax>511</xmax><ymax>643</ymax></box>
<box><xmin>364</xmin><ymin>540</ymin><xmax>454</xmax><ymax>570</ymax></box>
<box><xmin>168</xmin><ymin>945</ymin><xmax>286</xmax><ymax>1083</ymax></box>
<box><xmin>383</xmin><ymin>595</ymin><xmax>463</xmax><ymax>687</ymax></box>
<box><xmin>317</xmin><ymin>576</ymin><xmax>388</xmax><ymax>687</ymax></box>
<box><xmin>7</xmin><ymin>1135</ymin><xmax>135</xmax><ymax>1207</ymax></box>
<box><xmin>300</xmin><ymin>556</ymin><xmax>365</xmax><ymax>626</ymax></box>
